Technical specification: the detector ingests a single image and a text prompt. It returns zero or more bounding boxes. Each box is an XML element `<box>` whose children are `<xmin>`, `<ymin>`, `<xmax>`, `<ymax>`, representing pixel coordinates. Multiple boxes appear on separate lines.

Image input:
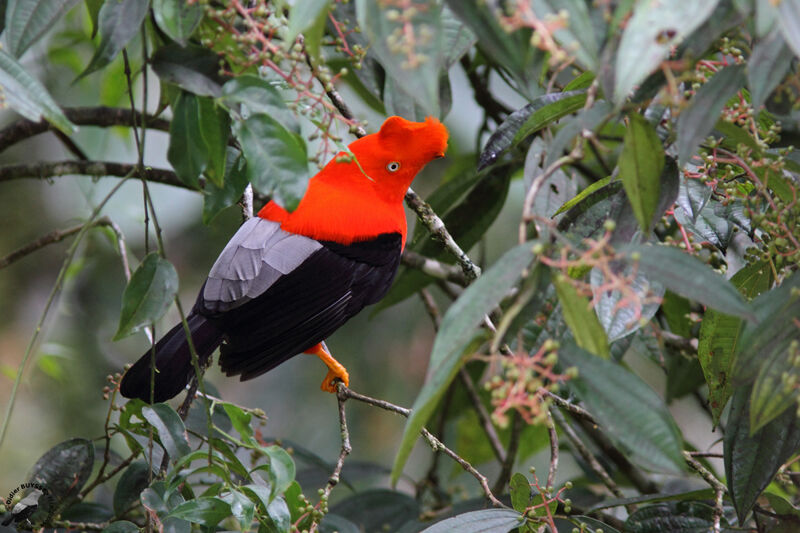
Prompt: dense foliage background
<box><xmin>1</xmin><ymin>0</ymin><xmax>800</xmax><ymax>531</ymax></box>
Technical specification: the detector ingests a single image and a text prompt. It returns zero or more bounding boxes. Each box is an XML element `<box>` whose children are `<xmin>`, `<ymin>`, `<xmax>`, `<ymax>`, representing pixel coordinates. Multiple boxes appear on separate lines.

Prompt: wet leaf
<box><xmin>28</xmin><ymin>438</ymin><xmax>94</xmax><ymax>506</ymax></box>
<box><xmin>141</xmin><ymin>403</ymin><xmax>191</xmax><ymax>461</ymax></box>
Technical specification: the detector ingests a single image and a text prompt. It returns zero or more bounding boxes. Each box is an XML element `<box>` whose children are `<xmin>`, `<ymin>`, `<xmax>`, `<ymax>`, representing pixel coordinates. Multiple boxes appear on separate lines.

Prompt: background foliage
<box><xmin>0</xmin><ymin>0</ymin><xmax>800</xmax><ymax>531</ymax></box>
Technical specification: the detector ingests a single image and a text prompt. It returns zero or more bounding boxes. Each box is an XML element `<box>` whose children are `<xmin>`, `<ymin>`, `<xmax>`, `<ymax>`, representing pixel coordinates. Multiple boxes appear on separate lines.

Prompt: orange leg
<box><xmin>304</xmin><ymin>342</ymin><xmax>349</xmax><ymax>393</ymax></box>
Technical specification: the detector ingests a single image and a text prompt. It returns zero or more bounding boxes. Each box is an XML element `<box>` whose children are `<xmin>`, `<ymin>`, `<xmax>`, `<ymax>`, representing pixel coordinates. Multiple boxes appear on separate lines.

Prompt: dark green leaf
<box><xmin>559</xmin><ymin>342</ymin><xmax>685</xmax><ymax>473</ymax></box>
<box><xmin>233</xmin><ymin>114</ymin><xmax>310</xmax><ymax>211</ymax></box>
<box><xmin>570</xmin><ymin>516</ymin><xmax>622</xmax><ymax>533</ymax></box>
<box><xmin>167</xmin><ymin>497</ymin><xmax>231</xmax><ymax>526</ymax></box>
<box><xmin>509</xmin><ymin>473</ymin><xmax>532</xmax><ymax>513</ymax></box>
<box><xmin>197</xmin><ymin>97</ymin><xmax>230</xmax><ymax>188</ymax></box>
<box><xmin>419</xmin><ymin>509</ymin><xmax>524</xmax><ymax>533</ymax></box>
<box><xmin>153</xmin><ymin>0</ymin><xmax>203</xmax><ymax>46</ymax></box>
<box><xmin>676</xmin><ymin>176</ymin><xmax>712</xmax><ymax>222</ymax></box>
<box><xmin>554</xmin><ymin>176</ymin><xmax>611</xmax><ymax>216</ymax></box>
<box><xmin>3</xmin><ymin>0</ymin><xmax>80</xmax><ymax>57</ymax></box>
<box><xmin>101</xmin><ymin>521</ymin><xmax>140</xmax><ymax>533</ymax></box>
<box><xmin>151</xmin><ymin>43</ymin><xmax>227</xmax><ymax>98</ymax></box>
<box><xmin>113</xmin><ymin>461</ymin><xmax>150</xmax><ymax>516</ymax></box>
<box><xmin>84</xmin><ymin>0</ymin><xmax>102</xmax><ymax>38</ymax></box>
<box><xmin>0</xmin><ymin>49</ymin><xmax>76</xmax><ymax>133</ymax></box>
<box><xmin>554</xmin><ymin>274</ymin><xmax>610</xmax><ymax>358</ymax></box>
<box><xmin>587</xmin><ymin>489</ymin><xmax>715</xmax><ymax>512</ymax></box>
<box><xmin>286</xmin><ymin>0</ymin><xmax>332</xmax><ymax>60</ymax></box>
<box><xmin>61</xmin><ymin>502</ymin><xmax>113</xmax><ymax>523</ymax></box>
<box><xmin>677</xmin><ymin>65</ymin><xmax>746</xmax><ymax>165</ymax></box>
<box><xmin>356</xmin><ymin>0</ymin><xmax>443</xmax><ymax>115</ymax></box>
<box><xmin>167</xmin><ymin>91</ymin><xmax>206</xmax><ymax>188</ymax></box>
<box><xmin>724</xmin><ymin>387</ymin><xmax>800</xmax><ymax>522</ymax></box>
<box><xmin>440</xmin><ymin>5</ymin><xmax>476</xmax><ymax>69</ymax></box>
<box><xmin>27</xmin><ymin>438</ymin><xmax>94</xmax><ymax>506</ymax></box>
<box><xmin>114</xmin><ymin>253</ymin><xmax>179</xmax><ymax>340</ymax></box>
<box><xmin>749</xmin><ymin>29</ymin><xmax>795</xmax><ymax>109</ymax></box>
<box><xmin>202</xmin><ymin>148</ymin><xmax>249</xmax><ymax>224</ymax></box>
<box><xmin>319</xmin><ymin>514</ymin><xmax>360</xmax><ymax>533</ymax></box>
<box><xmin>392</xmin><ymin>242</ymin><xmax>536</xmax><ymax>483</ymax></box>
<box><xmin>625</xmin><ymin>501</ymin><xmax>729</xmax><ymax>532</ymax></box>
<box><xmin>220</xmin><ymin>75</ymin><xmax>298</xmax><ymax>133</ymax></box>
<box><xmin>79</xmin><ymin>0</ymin><xmax>148</xmax><ymax>78</ymax></box>
<box><xmin>478</xmin><ymin>91</ymin><xmax>586</xmax><ymax>170</ymax></box>
<box><xmin>591</xmin><ymin>263</ymin><xmax>664</xmax><ymax>342</ymax></box>
<box><xmin>622</xmin><ymin>244</ymin><xmax>755</xmax><ymax>320</ymax></box>
<box><xmin>261</xmin><ymin>445</ymin><xmax>296</xmax><ymax>499</ymax></box>
<box><xmin>328</xmin><ymin>490</ymin><xmax>419</xmax><ymax>532</ymax></box>
<box><xmin>698</xmin><ymin>261</ymin><xmax>772</xmax><ymax>423</ymax></box>
<box><xmin>619</xmin><ymin>114</ymin><xmax>665</xmax><ymax>233</ymax></box>
<box><xmin>615</xmin><ymin>0</ymin><xmax>720</xmax><ymax>103</ymax></box>
<box><xmin>141</xmin><ymin>403</ymin><xmax>191</xmax><ymax>461</ymax></box>
<box><xmin>665</xmin><ymin>352</ymin><xmax>706</xmax><ymax>403</ymax></box>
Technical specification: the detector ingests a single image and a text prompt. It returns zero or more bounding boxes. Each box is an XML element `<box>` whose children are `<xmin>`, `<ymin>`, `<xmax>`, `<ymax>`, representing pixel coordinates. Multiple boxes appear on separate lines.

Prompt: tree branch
<box><xmin>0</xmin><ymin>160</ymin><xmax>186</xmax><ymax>188</ymax></box>
<box><xmin>402</xmin><ymin>250</ymin><xmax>470</xmax><ymax>287</ymax></box>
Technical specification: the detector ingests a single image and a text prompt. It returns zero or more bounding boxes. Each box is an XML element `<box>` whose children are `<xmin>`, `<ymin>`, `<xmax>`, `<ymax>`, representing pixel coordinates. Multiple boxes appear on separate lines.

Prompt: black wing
<box><xmin>194</xmin><ymin>220</ymin><xmax>402</xmax><ymax>381</ymax></box>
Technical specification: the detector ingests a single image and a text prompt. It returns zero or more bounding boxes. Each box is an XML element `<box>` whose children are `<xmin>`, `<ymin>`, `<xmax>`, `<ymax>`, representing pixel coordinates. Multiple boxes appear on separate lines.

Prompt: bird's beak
<box><xmin>434</xmin><ymin>152</ymin><xmax>445</xmax><ymax>159</ymax></box>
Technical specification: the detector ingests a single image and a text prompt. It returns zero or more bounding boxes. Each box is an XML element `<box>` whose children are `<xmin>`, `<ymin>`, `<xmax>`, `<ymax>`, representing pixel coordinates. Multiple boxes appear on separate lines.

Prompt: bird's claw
<box><xmin>320</xmin><ymin>367</ymin><xmax>349</xmax><ymax>393</ymax></box>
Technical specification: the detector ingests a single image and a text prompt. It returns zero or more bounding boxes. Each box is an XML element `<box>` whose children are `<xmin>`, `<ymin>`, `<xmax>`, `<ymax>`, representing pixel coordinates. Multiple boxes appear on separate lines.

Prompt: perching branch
<box><xmin>401</xmin><ymin>250</ymin><xmax>471</xmax><ymax>287</ymax></box>
<box><xmin>0</xmin><ymin>160</ymin><xmax>186</xmax><ymax>188</ymax></box>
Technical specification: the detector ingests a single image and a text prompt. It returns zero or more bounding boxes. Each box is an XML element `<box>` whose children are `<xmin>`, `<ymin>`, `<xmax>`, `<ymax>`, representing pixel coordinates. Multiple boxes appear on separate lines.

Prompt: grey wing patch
<box><xmin>202</xmin><ymin>218</ymin><xmax>322</xmax><ymax>313</ymax></box>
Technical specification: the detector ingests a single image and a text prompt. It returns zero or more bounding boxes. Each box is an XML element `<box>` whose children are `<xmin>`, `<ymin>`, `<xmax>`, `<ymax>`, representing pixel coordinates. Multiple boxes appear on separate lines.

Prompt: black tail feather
<box><xmin>119</xmin><ymin>314</ymin><xmax>222</xmax><ymax>403</ymax></box>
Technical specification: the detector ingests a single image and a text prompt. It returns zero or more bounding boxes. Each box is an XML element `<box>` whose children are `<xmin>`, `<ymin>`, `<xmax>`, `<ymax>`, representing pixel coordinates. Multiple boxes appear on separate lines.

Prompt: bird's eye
<box><xmin>386</xmin><ymin>161</ymin><xmax>400</xmax><ymax>172</ymax></box>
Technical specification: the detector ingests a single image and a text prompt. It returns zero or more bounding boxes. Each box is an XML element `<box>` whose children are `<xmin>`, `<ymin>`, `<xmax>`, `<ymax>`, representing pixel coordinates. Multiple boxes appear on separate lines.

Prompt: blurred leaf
<box><xmin>328</xmin><ymin>490</ymin><xmax>419</xmax><ymax>532</ymax></box>
<box><xmin>677</xmin><ymin>65</ymin><xmax>746</xmax><ymax>165</ymax></box>
<box><xmin>153</xmin><ymin>0</ymin><xmax>204</xmax><ymax>46</ymax></box>
<box><xmin>202</xmin><ymin>148</ymin><xmax>249</xmax><ymax>224</ymax></box>
<box><xmin>555</xmin><ymin>274</ymin><xmax>610</xmax><ymax>358</ymax></box>
<box><xmin>530</xmin><ymin>0</ymin><xmax>599</xmax><ymax>70</ymax></box>
<box><xmin>392</xmin><ymin>242</ymin><xmax>535</xmax><ymax>484</ymax></box>
<box><xmin>220</xmin><ymin>74</ymin><xmax>299</xmax><ymax>132</ymax></box>
<box><xmin>260</xmin><ymin>445</ymin><xmax>296</xmax><ymax>499</ymax></box>
<box><xmin>197</xmin><ymin>97</ymin><xmax>230</xmax><ymax>188</ymax></box>
<box><xmin>570</xmin><ymin>516</ymin><xmax>622</xmax><ymax>533</ymax></box>
<box><xmin>775</xmin><ymin>0</ymin><xmax>800</xmax><ymax>58</ymax></box>
<box><xmin>167</xmin><ymin>92</ymin><xmax>206</xmax><ymax>188</ymax></box>
<box><xmin>3</xmin><ymin>0</ymin><xmax>80</xmax><ymax>57</ymax></box>
<box><xmin>78</xmin><ymin>0</ymin><xmax>148</xmax><ymax>79</ymax></box>
<box><xmin>441</xmin><ymin>5</ymin><xmax>476</xmax><ymax>68</ymax></box>
<box><xmin>357</xmin><ymin>0</ymin><xmax>443</xmax><ymax>116</ymax></box>
<box><xmin>28</xmin><ymin>438</ymin><xmax>94</xmax><ymax>506</ymax></box>
<box><xmin>220</xmin><ymin>489</ymin><xmax>255</xmax><ymax>530</ymax></box>
<box><xmin>724</xmin><ymin>387</ymin><xmax>800</xmax><ymax>522</ymax></box>
<box><xmin>749</xmin><ymin>28</ymin><xmax>795</xmax><ymax>109</ymax></box>
<box><xmin>765</xmin><ymin>493</ymin><xmax>800</xmax><ymax>518</ymax></box>
<box><xmin>676</xmin><ymin>176</ymin><xmax>712</xmax><ymax>223</ymax></box>
<box><xmin>286</xmin><ymin>0</ymin><xmax>331</xmax><ymax>60</ymax></box>
<box><xmin>113</xmin><ymin>461</ymin><xmax>150</xmax><ymax>516</ymax></box>
<box><xmin>698</xmin><ymin>261</ymin><xmax>772</xmax><ymax>423</ymax></box>
<box><xmin>614</xmin><ymin>0</ymin><xmax>719</xmax><ymax>103</ymax></box>
<box><xmin>622</xmin><ymin>244</ymin><xmax>754</xmax><ymax>320</ymax></box>
<box><xmin>625</xmin><ymin>501</ymin><xmax>730</xmax><ymax>532</ymax></box>
<box><xmin>101</xmin><ymin>521</ymin><xmax>140</xmax><ymax>533</ymax></box>
<box><xmin>114</xmin><ymin>253</ymin><xmax>179</xmax><ymax>340</ymax></box>
<box><xmin>479</xmin><ymin>91</ymin><xmax>586</xmax><ymax>170</ymax></box>
<box><xmin>167</xmin><ymin>497</ymin><xmax>231</xmax><ymax>526</ymax></box>
<box><xmin>419</xmin><ymin>509</ymin><xmax>524</xmax><ymax>532</ymax></box>
<box><xmin>559</xmin><ymin>342</ymin><xmax>685</xmax><ymax>473</ymax></box>
<box><xmin>554</xmin><ymin>176</ymin><xmax>611</xmax><ymax>216</ymax></box>
<box><xmin>0</xmin><ymin>49</ymin><xmax>76</xmax><ymax>133</ymax></box>
<box><xmin>61</xmin><ymin>502</ymin><xmax>113</xmax><ymax>523</ymax></box>
<box><xmin>233</xmin><ymin>114</ymin><xmax>310</xmax><ymax>211</ymax></box>
<box><xmin>320</xmin><ymin>514</ymin><xmax>361</xmax><ymax>533</ymax></box>
<box><xmin>151</xmin><ymin>43</ymin><xmax>227</xmax><ymax>97</ymax></box>
<box><xmin>84</xmin><ymin>0</ymin><xmax>102</xmax><ymax>37</ymax></box>
<box><xmin>591</xmin><ymin>263</ymin><xmax>664</xmax><ymax>342</ymax></box>
<box><xmin>141</xmin><ymin>403</ymin><xmax>191</xmax><ymax>461</ymax></box>
<box><xmin>619</xmin><ymin>114</ymin><xmax>665</xmax><ymax>233</ymax></box>
<box><xmin>587</xmin><ymin>489</ymin><xmax>715</xmax><ymax>512</ymax></box>
<box><xmin>509</xmin><ymin>473</ymin><xmax>532</xmax><ymax>513</ymax></box>
<box><xmin>665</xmin><ymin>352</ymin><xmax>706</xmax><ymax>403</ymax></box>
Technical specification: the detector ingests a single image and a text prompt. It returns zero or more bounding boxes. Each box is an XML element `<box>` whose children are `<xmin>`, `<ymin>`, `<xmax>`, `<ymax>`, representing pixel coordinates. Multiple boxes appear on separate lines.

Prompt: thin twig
<box><xmin>402</xmin><ymin>250</ymin><xmax>471</xmax><ymax>287</ymax></box>
<box><xmin>493</xmin><ymin>411</ymin><xmax>522</xmax><ymax>493</ymax></box>
<box><xmin>545</xmin><ymin>410</ymin><xmax>559</xmax><ymax>490</ymax></box>
<box><xmin>683</xmin><ymin>451</ymin><xmax>726</xmax><ymax>533</ymax></box>
<box><xmin>0</xmin><ymin>160</ymin><xmax>185</xmax><ymax>188</ymax></box>
<box><xmin>336</xmin><ymin>384</ymin><xmax>505</xmax><ymax>507</ymax></box>
<box><xmin>541</xmin><ymin>390</ymin><xmax>596</xmax><ymax>423</ymax></box>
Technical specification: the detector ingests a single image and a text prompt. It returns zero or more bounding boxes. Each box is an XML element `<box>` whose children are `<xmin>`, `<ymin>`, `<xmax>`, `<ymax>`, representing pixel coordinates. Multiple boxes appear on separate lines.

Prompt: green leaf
<box><xmin>220</xmin><ymin>75</ymin><xmax>299</xmax><ymax>133</ymax></box>
<box><xmin>27</xmin><ymin>438</ymin><xmax>94</xmax><ymax>505</ymax></box>
<box><xmin>419</xmin><ymin>509</ymin><xmax>524</xmax><ymax>533</ymax></box>
<box><xmin>84</xmin><ymin>0</ymin><xmax>103</xmax><ymax>38</ymax></box>
<box><xmin>698</xmin><ymin>261</ymin><xmax>772</xmax><ymax>423</ymax></box>
<box><xmin>554</xmin><ymin>274</ymin><xmax>610</xmax><ymax>358</ymax></box>
<box><xmin>221</xmin><ymin>402</ymin><xmax>254</xmax><ymax>445</ymax></box>
<box><xmin>479</xmin><ymin>91</ymin><xmax>586</xmax><ymax>170</ymax></box>
<box><xmin>202</xmin><ymin>148</ymin><xmax>249</xmax><ymax>224</ymax></box>
<box><xmin>748</xmin><ymin>28</ymin><xmax>795</xmax><ymax>109</ymax></box>
<box><xmin>509</xmin><ymin>473</ymin><xmax>532</xmax><ymax>513</ymax></box>
<box><xmin>79</xmin><ymin>0</ymin><xmax>149</xmax><ymax>79</ymax></box>
<box><xmin>151</xmin><ymin>43</ymin><xmax>227</xmax><ymax>98</ymax></box>
<box><xmin>197</xmin><ymin>97</ymin><xmax>230</xmax><ymax>188</ymax></box>
<box><xmin>622</xmin><ymin>244</ymin><xmax>755</xmax><ymax>320</ymax></box>
<box><xmin>614</xmin><ymin>0</ymin><xmax>720</xmax><ymax>103</ymax></box>
<box><xmin>440</xmin><ymin>5</ymin><xmax>476</xmax><ymax>69</ymax></box>
<box><xmin>559</xmin><ymin>342</ymin><xmax>685</xmax><ymax>473</ymax></box>
<box><xmin>113</xmin><ymin>461</ymin><xmax>150</xmax><ymax>516</ymax></box>
<box><xmin>570</xmin><ymin>516</ymin><xmax>622</xmax><ymax>533</ymax></box>
<box><xmin>114</xmin><ymin>253</ymin><xmax>179</xmax><ymax>340</ymax></box>
<box><xmin>220</xmin><ymin>489</ymin><xmax>255</xmax><ymax>530</ymax></box>
<box><xmin>101</xmin><ymin>521</ymin><xmax>140</xmax><ymax>533</ymax></box>
<box><xmin>3</xmin><ymin>0</ymin><xmax>80</xmax><ymax>57</ymax></box>
<box><xmin>233</xmin><ymin>114</ymin><xmax>310</xmax><ymax>211</ymax></box>
<box><xmin>724</xmin><ymin>387</ymin><xmax>800</xmax><ymax>522</ymax></box>
<box><xmin>326</xmin><ymin>490</ymin><xmax>419</xmax><ymax>532</ymax></box>
<box><xmin>677</xmin><ymin>64</ymin><xmax>746</xmax><ymax>165</ymax></box>
<box><xmin>554</xmin><ymin>177</ymin><xmax>611</xmax><ymax>216</ymax></box>
<box><xmin>591</xmin><ymin>263</ymin><xmax>664</xmax><ymax>342</ymax></box>
<box><xmin>260</xmin><ymin>445</ymin><xmax>296</xmax><ymax>499</ymax></box>
<box><xmin>167</xmin><ymin>497</ymin><xmax>231</xmax><ymax>526</ymax></box>
<box><xmin>775</xmin><ymin>0</ymin><xmax>800</xmax><ymax>59</ymax></box>
<box><xmin>391</xmin><ymin>242</ymin><xmax>536</xmax><ymax>484</ymax></box>
<box><xmin>619</xmin><ymin>114</ymin><xmax>665</xmax><ymax>233</ymax></box>
<box><xmin>141</xmin><ymin>403</ymin><xmax>191</xmax><ymax>461</ymax></box>
<box><xmin>167</xmin><ymin>92</ymin><xmax>205</xmax><ymax>188</ymax></box>
<box><xmin>356</xmin><ymin>0</ymin><xmax>443</xmax><ymax>116</ymax></box>
<box><xmin>286</xmin><ymin>0</ymin><xmax>332</xmax><ymax>60</ymax></box>
<box><xmin>587</xmin><ymin>489</ymin><xmax>715</xmax><ymax>512</ymax></box>
<box><xmin>153</xmin><ymin>0</ymin><xmax>204</xmax><ymax>46</ymax></box>
<box><xmin>0</xmin><ymin>49</ymin><xmax>76</xmax><ymax>133</ymax></box>
<box><xmin>625</xmin><ymin>501</ymin><xmax>727</xmax><ymax>532</ymax></box>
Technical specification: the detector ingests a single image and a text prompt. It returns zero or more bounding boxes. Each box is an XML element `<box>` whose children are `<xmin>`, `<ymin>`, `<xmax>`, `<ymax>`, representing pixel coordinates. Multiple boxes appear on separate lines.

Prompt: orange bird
<box><xmin>120</xmin><ymin>116</ymin><xmax>448</xmax><ymax>402</ymax></box>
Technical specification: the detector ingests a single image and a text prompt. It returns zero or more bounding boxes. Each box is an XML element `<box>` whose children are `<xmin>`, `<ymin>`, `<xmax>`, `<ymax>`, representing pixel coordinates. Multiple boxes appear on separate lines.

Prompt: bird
<box><xmin>2</xmin><ymin>490</ymin><xmax>43</xmax><ymax>526</ymax></box>
<box><xmin>120</xmin><ymin>115</ymin><xmax>448</xmax><ymax>403</ymax></box>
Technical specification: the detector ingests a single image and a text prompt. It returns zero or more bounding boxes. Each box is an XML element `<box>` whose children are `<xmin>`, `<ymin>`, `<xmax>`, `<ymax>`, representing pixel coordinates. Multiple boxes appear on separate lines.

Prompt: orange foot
<box><xmin>305</xmin><ymin>342</ymin><xmax>350</xmax><ymax>393</ymax></box>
